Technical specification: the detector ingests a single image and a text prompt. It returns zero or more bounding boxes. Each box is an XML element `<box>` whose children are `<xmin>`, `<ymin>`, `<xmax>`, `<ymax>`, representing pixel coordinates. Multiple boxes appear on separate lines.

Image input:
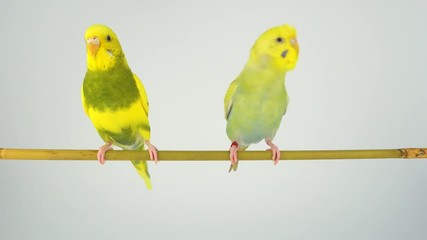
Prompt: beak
<box><xmin>86</xmin><ymin>37</ymin><xmax>100</xmax><ymax>56</ymax></box>
<box><xmin>290</xmin><ymin>38</ymin><xmax>299</xmax><ymax>54</ymax></box>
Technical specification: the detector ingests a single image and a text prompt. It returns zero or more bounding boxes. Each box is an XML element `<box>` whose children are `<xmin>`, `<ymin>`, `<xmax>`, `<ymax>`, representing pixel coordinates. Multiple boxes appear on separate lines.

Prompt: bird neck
<box><xmin>243</xmin><ymin>60</ymin><xmax>287</xmax><ymax>84</ymax></box>
<box><xmin>248</xmin><ymin>51</ymin><xmax>289</xmax><ymax>73</ymax></box>
<box><xmin>87</xmin><ymin>51</ymin><xmax>128</xmax><ymax>72</ymax></box>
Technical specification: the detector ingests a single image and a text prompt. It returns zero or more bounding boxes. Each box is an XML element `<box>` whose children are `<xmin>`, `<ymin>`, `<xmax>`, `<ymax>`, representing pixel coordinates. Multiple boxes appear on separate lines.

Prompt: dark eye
<box><xmin>276</xmin><ymin>37</ymin><xmax>283</xmax><ymax>43</ymax></box>
<box><xmin>106</xmin><ymin>35</ymin><xmax>111</xmax><ymax>41</ymax></box>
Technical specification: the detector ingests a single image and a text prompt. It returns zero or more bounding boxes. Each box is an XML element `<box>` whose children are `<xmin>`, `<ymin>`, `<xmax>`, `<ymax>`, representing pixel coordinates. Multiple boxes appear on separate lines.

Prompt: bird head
<box><xmin>84</xmin><ymin>24</ymin><xmax>125</xmax><ymax>71</ymax></box>
<box><xmin>249</xmin><ymin>24</ymin><xmax>299</xmax><ymax>72</ymax></box>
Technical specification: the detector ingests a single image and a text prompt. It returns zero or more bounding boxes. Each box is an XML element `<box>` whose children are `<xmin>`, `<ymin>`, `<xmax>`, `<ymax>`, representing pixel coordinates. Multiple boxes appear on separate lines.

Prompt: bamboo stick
<box><xmin>0</xmin><ymin>148</ymin><xmax>426</xmax><ymax>161</ymax></box>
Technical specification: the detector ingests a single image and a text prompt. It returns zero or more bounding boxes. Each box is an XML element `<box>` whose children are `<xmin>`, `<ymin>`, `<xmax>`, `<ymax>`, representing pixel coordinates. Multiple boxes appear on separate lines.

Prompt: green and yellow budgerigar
<box><xmin>81</xmin><ymin>24</ymin><xmax>157</xmax><ymax>189</ymax></box>
<box><xmin>224</xmin><ymin>24</ymin><xmax>299</xmax><ymax>171</ymax></box>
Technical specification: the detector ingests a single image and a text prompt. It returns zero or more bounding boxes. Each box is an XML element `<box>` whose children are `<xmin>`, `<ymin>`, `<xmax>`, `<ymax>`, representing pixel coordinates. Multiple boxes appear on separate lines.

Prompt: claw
<box><xmin>266</xmin><ymin>140</ymin><xmax>280</xmax><ymax>165</ymax></box>
<box><xmin>97</xmin><ymin>142</ymin><xmax>113</xmax><ymax>165</ymax></box>
<box><xmin>145</xmin><ymin>141</ymin><xmax>158</xmax><ymax>164</ymax></box>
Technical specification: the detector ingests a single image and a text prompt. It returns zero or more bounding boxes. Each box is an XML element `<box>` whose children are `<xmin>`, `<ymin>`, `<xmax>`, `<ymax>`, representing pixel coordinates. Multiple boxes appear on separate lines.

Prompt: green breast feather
<box><xmin>83</xmin><ymin>63</ymin><xmax>139</xmax><ymax>111</ymax></box>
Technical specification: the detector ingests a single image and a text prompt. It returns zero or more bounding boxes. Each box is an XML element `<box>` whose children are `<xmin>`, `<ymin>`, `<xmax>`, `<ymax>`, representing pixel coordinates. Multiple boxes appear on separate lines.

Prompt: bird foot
<box><xmin>266</xmin><ymin>140</ymin><xmax>280</xmax><ymax>165</ymax></box>
<box><xmin>145</xmin><ymin>141</ymin><xmax>158</xmax><ymax>164</ymax></box>
<box><xmin>229</xmin><ymin>141</ymin><xmax>239</xmax><ymax>171</ymax></box>
<box><xmin>97</xmin><ymin>142</ymin><xmax>113</xmax><ymax>165</ymax></box>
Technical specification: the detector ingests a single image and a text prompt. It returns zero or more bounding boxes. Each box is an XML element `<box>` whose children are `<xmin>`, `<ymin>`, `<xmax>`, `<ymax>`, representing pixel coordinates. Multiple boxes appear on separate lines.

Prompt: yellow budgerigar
<box><xmin>224</xmin><ymin>24</ymin><xmax>299</xmax><ymax>171</ymax></box>
<box><xmin>81</xmin><ymin>24</ymin><xmax>157</xmax><ymax>189</ymax></box>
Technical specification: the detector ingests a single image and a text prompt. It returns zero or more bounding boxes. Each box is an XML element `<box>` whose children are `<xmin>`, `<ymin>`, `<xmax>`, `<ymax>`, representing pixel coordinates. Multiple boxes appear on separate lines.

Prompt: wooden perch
<box><xmin>0</xmin><ymin>148</ymin><xmax>426</xmax><ymax>161</ymax></box>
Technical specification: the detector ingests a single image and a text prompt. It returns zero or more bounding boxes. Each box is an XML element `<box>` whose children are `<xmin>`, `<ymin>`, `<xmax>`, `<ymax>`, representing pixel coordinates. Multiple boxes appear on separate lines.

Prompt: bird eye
<box><xmin>106</xmin><ymin>35</ymin><xmax>111</xmax><ymax>41</ymax></box>
<box><xmin>276</xmin><ymin>37</ymin><xmax>283</xmax><ymax>43</ymax></box>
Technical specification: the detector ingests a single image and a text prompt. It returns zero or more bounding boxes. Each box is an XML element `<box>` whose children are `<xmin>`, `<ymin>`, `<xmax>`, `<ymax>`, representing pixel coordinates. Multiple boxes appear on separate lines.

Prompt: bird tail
<box><xmin>131</xmin><ymin>159</ymin><xmax>152</xmax><ymax>190</ymax></box>
<box><xmin>126</xmin><ymin>143</ymin><xmax>152</xmax><ymax>190</ymax></box>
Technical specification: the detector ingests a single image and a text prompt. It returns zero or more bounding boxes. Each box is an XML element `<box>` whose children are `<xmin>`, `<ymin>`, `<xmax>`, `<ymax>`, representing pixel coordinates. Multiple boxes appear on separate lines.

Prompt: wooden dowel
<box><xmin>0</xmin><ymin>148</ymin><xmax>426</xmax><ymax>161</ymax></box>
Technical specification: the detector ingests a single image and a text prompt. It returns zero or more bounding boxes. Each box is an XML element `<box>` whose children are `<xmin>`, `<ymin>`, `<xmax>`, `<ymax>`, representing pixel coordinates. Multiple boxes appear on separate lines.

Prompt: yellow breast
<box><xmin>88</xmin><ymin>100</ymin><xmax>150</xmax><ymax>141</ymax></box>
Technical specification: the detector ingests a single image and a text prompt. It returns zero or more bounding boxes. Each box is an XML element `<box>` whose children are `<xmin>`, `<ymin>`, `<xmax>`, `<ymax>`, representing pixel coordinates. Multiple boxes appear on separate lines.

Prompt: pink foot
<box><xmin>145</xmin><ymin>141</ymin><xmax>158</xmax><ymax>164</ymax></box>
<box><xmin>266</xmin><ymin>140</ymin><xmax>280</xmax><ymax>165</ymax></box>
<box><xmin>229</xmin><ymin>141</ymin><xmax>239</xmax><ymax>166</ymax></box>
<box><xmin>97</xmin><ymin>142</ymin><xmax>113</xmax><ymax>165</ymax></box>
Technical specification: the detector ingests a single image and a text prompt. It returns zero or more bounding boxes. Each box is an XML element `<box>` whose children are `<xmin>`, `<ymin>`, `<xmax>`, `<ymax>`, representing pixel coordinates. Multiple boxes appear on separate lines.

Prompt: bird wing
<box><xmin>131</xmin><ymin>73</ymin><xmax>152</xmax><ymax>188</ymax></box>
<box><xmin>133</xmin><ymin>73</ymin><xmax>150</xmax><ymax>117</ymax></box>
<box><xmin>224</xmin><ymin>79</ymin><xmax>238</xmax><ymax>120</ymax></box>
<box><xmin>81</xmin><ymin>86</ymin><xmax>89</xmax><ymax>116</ymax></box>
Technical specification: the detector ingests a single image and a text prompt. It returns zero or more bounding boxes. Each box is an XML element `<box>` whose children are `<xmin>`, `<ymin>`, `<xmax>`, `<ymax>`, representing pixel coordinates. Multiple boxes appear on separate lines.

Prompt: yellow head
<box><xmin>249</xmin><ymin>24</ymin><xmax>299</xmax><ymax>72</ymax></box>
<box><xmin>84</xmin><ymin>24</ymin><xmax>126</xmax><ymax>71</ymax></box>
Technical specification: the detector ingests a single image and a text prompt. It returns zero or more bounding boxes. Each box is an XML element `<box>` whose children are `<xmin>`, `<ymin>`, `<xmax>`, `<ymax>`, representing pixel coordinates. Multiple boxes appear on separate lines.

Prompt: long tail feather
<box><xmin>131</xmin><ymin>160</ymin><xmax>152</xmax><ymax>190</ymax></box>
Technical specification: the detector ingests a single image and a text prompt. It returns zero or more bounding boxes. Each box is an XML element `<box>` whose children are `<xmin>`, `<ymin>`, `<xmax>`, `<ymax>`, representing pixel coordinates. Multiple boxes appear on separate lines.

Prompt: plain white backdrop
<box><xmin>1</xmin><ymin>0</ymin><xmax>426</xmax><ymax>239</ymax></box>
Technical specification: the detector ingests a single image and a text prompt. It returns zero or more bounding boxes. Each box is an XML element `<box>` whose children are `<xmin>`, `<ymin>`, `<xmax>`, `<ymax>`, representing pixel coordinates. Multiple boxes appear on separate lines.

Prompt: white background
<box><xmin>1</xmin><ymin>0</ymin><xmax>426</xmax><ymax>239</ymax></box>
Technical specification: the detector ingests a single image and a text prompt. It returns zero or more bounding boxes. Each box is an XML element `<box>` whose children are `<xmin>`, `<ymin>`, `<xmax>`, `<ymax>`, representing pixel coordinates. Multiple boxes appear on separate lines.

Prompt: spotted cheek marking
<box><xmin>281</xmin><ymin>50</ymin><xmax>289</xmax><ymax>58</ymax></box>
<box><xmin>107</xmin><ymin>49</ymin><xmax>113</xmax><ymax>57</ymax></box>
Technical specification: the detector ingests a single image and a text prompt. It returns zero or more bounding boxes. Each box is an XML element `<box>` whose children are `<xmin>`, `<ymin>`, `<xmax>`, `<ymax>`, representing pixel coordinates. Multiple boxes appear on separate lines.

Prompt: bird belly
<box><xmin>87</xmin><ymin>100</ymin><xmax>150</xmax><ymax>148</ymax></box>
<box><xmin>226</xmin><ymin>95</ymin><xmax>286</xmax><ymax>146</ymax></box>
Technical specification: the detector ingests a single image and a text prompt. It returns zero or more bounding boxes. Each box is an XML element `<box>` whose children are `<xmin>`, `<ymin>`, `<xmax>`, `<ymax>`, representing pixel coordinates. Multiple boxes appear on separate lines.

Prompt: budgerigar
<box><xmin>224</xmin><ymin>24</ymin><xmax>299</xmax><ymax>171</ymax></box>
<box><xmin>81</xmin><ymin>24</ymin><xmax>158</xmax><ymax>189</ymax></box>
